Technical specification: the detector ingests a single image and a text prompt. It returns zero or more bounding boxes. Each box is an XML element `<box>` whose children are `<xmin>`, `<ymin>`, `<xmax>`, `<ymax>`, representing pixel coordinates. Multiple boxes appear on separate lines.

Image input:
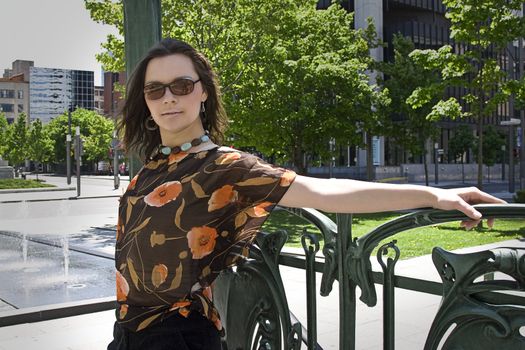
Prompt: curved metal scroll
<box><xmin>279</xmin><ymin>207</ymin><xmax>340</xmax><ymax>297</ymax></box>
<box><xmin>347</xmin><ymin>204</ymin><xmax>525</xmax><ymax>307</ymax></box>
<box><xmin>214</xmin><ymin>230</ymin><xmax>301</xmax><ymax>350</ymax></box>
<box><xmin>425</xmin><ymin>247</ymin><xmax>525</xmax><ymax>350</ymax></box>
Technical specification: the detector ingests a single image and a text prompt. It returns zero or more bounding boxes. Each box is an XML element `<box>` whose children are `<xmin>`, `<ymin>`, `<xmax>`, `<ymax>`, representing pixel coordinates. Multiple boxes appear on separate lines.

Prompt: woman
<box><xmin>108</xmin><ymin>38</ymin><xmax>504</xmax><ymax>350</ymax></box>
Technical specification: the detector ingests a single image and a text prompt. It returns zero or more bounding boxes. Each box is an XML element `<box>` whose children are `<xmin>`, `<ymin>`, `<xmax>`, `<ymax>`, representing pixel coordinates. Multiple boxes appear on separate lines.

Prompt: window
<box><xmin>0</xmin><ymin>89</ymin><xmax>15</xmax><ymax>98</ymax></box>
<box><xmin>0</xmin><ymin>103</ymin><xmax>14</xmax><ymax>112</ymax></box>
<box><xmin>18</xmin><ymin>104</ymin><xmax>24</xmax><ymax>113</ymax></box>
<box><xmin>18</xmin><ymin>90</ymin><xmax>24</xmax><ymax>99</ymax></box>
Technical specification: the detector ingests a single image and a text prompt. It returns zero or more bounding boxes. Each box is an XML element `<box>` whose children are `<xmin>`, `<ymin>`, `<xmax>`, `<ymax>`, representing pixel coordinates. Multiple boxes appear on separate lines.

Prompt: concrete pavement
<box><xmin>0</xmin><ymin>174</ymin><xmax>523</xmax><ymax>349</ymax></box>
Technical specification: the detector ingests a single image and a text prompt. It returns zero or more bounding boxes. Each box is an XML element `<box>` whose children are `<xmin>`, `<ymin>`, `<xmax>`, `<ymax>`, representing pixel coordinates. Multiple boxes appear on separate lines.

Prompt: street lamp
<box><xmin>501</xmin><ymin>118</ymin><xmax>521</xmax><ymax>193</ymax></box>
<box><xmin>66</xmin><ymin>106</ymin><xmax>72</xmax><ymax>185</ymax></box>
<box><xmin>434</xmin><ymin>142</ymin><xmax>439</xmax><ymax>184</ymax></box>
<box><xmin>501</xmin><ymin>145</ymin><xmax>506</xmax><ymax>181</ymax></box>
<box><xmin>328</xmin><ymin>138</ymin><xmax>335</xmax><ymax>178</ymax></box>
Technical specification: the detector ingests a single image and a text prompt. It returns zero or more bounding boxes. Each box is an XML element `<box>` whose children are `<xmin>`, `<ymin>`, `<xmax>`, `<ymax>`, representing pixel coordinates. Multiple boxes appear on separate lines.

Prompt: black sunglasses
<box><xmin>143</xmin><ymin>77</ymin><xmax>201</xmax><ymax>100</ymax></box>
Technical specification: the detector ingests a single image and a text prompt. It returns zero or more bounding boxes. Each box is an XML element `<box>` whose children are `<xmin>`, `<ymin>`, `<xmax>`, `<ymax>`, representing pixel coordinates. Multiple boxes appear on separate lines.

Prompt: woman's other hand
<box><xmin>431</xmin><ymin>187</ymin><xmax>507</xmax><ymax>230</ymax></box>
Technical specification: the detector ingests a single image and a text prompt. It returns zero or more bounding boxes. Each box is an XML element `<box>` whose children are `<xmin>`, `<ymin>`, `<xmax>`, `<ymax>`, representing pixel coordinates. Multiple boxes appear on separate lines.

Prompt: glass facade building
<box><xmin>29</xmin><ymin>67</ymin><xmax>94</xmax><ymax>123</ymax></box>
<box><xmin>317</xmin><ymin>0</ymin><xmax>518</xmax><ymax>166</ymax></box>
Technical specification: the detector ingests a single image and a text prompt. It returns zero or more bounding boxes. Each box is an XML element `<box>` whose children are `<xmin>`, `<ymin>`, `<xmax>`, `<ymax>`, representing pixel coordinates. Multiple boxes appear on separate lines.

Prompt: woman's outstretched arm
<box><xmin>278</xmin><ymin>175</ymin><xmax>506</xmax><ymax>228</ymax></box>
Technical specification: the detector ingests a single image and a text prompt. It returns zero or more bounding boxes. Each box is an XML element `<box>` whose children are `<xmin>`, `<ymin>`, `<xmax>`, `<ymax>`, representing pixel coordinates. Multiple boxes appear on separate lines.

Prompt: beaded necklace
<box><xmin>157</xmin><ymin>133</ymin><xmax>210</xmax><ymax>157</ymax></box>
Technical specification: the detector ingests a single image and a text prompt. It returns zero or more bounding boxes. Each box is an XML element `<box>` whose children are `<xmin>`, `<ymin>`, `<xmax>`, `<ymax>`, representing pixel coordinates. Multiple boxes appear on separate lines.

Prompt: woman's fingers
<box><xmin>454</xmin><ymin>197</ymin><xmax>482</xmax><ymax>220</ymax></box>
<box><xmin>460</xmin><ymin>219</ymin><xmax>481</xmax><ymax>230</ymax></box>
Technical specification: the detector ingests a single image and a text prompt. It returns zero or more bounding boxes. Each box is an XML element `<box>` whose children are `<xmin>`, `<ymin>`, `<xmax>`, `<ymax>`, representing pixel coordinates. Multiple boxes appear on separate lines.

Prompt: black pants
<box><xmin>107</xmin><ymin>312</ymin><xmax>222</xmax><ymax>350</ymax></box>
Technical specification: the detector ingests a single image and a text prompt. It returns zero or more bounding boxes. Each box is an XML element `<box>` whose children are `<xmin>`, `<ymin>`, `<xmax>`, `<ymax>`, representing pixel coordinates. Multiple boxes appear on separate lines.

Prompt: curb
<box><xmin>0</xmin><ymin>194</ymin><xmax>122</xmax><ymax>204</ymax></box>
<box><xmin>0</xmin><ymin>187</ymin><xmax>75</xmax><ymax>194</ymax></box>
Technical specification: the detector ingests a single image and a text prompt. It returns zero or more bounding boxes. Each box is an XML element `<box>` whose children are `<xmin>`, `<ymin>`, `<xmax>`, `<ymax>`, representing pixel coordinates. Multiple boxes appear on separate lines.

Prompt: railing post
<box><xmin>377</xmin><ymin>241</ymin><xmax>400</xmax><ymax>350</ymax></box>
<box><xmin>336</xmin><ymin>213</ymin><xmax>356</xmax><ymax>350</ymax></box>
<box><xmin>302</xmin><ymin>232</ymin><xmax>320</xmax><ymax>349</ymax></box>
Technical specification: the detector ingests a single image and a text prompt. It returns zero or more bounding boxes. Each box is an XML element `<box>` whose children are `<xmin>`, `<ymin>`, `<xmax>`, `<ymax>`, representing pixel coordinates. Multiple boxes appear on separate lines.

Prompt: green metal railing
<box><xmin>214</xmin><ymin>204</ymin><xmax>525</xmax><ymax>350</ymax></box>
<box><xmin>1</xmin><ymin>204</ymin><xmax>523</xmax><ymax>350</ymax></box>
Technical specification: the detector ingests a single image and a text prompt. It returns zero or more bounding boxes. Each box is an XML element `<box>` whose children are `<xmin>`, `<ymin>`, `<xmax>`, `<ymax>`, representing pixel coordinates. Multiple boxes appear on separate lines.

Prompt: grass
<box><xmin>261</xmin><ymin>210</ymin><xmax>525</xmax><ymax>259</ymax></box>
<box><xmin>0</xmin><ymin>178</ymin><xmax>55</xmax><ymax>189</ymax></box>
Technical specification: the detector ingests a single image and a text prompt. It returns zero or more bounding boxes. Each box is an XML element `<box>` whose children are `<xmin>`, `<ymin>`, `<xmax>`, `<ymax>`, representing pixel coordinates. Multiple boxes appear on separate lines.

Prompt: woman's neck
<box><xmin>159</xmin><ymin>121</ymin><xmax>206</xmax><ymax>148</ymax></box>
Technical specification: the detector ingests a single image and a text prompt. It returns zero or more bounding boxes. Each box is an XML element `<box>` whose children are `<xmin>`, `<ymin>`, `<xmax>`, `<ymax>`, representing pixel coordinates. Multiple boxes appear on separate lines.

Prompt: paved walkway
<box><xmin>0</xmin><ymin>174</ymin><xmax>522</xmax><ymax>349</ymax></box>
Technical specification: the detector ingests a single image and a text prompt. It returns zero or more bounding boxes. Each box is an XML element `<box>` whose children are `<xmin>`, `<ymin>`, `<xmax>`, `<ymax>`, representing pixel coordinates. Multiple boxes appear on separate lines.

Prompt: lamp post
<box><xmin>501</xmin><ymin>118</ymin><xmax>521</xmax><ymax>193</ymax></box>
<box><xmin>112</xmin><ymin>130</ymin><xmax>120</xmax><ymax>190</ymax></box>
<box><xmin>501</xmin><ymin>145</ymin><xmax>506</xmax><ymax>181</ymax></box>
<box><xmin>328</xmin><ymin>138</ymin><xmax>335</xmax><ymax>178</ymax></box>
<box><xmin>434</xmin><ymin>142</ymin><xmax>439</xmax><ymax>184</ymax></box>
<box><xmin>66</xmin><ymin>107</ymin><xmax>72</xmax><ymax>184</ymax></box>
<box><xmin>74</xmin><ymin>126</ymin><xmax>82</xmax><ymax>197</ymax></box>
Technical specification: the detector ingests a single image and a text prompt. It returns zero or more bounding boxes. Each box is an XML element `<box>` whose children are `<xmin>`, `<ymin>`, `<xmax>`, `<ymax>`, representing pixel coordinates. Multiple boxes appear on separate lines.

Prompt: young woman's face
<box><xmin>144</xmin><ymin>54</ymin><xmax>207</xmax><ymax>142</ymax></box>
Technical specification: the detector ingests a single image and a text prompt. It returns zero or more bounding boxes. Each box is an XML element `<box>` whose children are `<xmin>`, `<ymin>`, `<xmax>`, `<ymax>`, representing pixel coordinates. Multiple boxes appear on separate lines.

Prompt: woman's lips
<box><xmin>161</xmin><ymin>111</ymin><xmax>182</xmax><ymax>116</ymax></box>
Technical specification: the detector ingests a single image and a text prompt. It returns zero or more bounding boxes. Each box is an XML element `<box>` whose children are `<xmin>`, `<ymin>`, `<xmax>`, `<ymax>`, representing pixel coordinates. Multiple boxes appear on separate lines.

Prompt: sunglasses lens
<box><xmin>144</xmin><ymin>86</ymin><xmax>165</xmax><ymax>100</ymax></box>
<box><xmin>169</xmin><ymin>79</ymin><xmax>194</xmax><ymax>95</ymax></box>
<box><xmin>144</xmin><ymin>79</ymin><xmax>197</xmax><ymax>100</ymax></box>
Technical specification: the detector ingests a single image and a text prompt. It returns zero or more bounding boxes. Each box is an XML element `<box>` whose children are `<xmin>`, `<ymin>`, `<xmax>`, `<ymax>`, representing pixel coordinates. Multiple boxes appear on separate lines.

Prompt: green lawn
<box><xmin>0</xmin><ymin>178</ymin><xmax>55</xmax><ymax>189</ymax></box>
<box><xmin>261</xmin><ymin>210</ymin><xmax>525</xmax><ymax>259</ymax></box>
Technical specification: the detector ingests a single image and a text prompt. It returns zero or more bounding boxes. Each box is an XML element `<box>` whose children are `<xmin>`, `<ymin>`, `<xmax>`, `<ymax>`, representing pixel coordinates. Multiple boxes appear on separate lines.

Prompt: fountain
<box><xmin>61</xmin><ymin>235</ymin><xmax>70</xmax><ymax>282</ymax></box>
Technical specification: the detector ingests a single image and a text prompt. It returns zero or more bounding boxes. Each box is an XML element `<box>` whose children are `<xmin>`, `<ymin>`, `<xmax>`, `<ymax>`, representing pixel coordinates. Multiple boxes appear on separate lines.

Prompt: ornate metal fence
<box><xmin>0</xmin><ymin>204</ymin><xmax>523</xmax><ymax>349</ymax></box>
<box><xmin>214</xmin><ymin>204</ymin><xmax>525</xmax><ymax>350</ymax></box>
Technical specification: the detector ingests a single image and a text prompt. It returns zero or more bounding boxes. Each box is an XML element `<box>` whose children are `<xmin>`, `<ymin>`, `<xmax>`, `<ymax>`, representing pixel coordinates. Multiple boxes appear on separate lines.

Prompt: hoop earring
<box><xmin>200</xmin><ymin>102</ymin><xmax>208</xmax><ymax>129</ymax></box>
<box><xmin>145</xmin><ymin>115</ymin><xmax>158</xmax><ymax>131</ymax></box>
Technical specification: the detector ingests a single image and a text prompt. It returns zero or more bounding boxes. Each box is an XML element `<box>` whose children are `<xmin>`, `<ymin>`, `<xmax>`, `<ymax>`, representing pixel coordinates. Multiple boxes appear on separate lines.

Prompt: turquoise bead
<box><xmin>180</xmin><ymin>142</ymin><xmax>192</xmax><ymax>151</ymax></box>
<box><xmin>160</xmin><ymin>146</ymin><xmax>172</xmax><ymax>155</ymax></box>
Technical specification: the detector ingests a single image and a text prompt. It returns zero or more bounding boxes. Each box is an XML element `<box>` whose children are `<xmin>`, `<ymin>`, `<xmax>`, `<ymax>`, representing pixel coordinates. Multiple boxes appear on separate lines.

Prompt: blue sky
<box><xmin>0</xmin><ymin>0</ymin><xmax>119</xmax><ymax>85</ymax></box>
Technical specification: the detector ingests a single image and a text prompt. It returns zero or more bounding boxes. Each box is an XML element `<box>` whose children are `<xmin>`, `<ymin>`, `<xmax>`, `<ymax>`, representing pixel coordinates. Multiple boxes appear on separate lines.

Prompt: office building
<box><xmin>95</xmin><ymin>85</ymin><xmax>104</xmax><ymax>115</ymax></box>
<box><xmin>317</xmin><ymin>0</ymin><xmax>516</xmax><ymax>167</ymax></box>
<box><xmin>0</xmin><ymin>74</ymin><xmax>29</xmax><ymax>124</ymax></box>
<box><xmin>29</xmin><ymin>67</ymin><xmax>94</xmax><ymax>123</ymax></box>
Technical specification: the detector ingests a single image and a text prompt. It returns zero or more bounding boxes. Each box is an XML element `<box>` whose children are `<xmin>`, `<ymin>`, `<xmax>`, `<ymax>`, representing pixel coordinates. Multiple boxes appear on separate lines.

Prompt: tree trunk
<box><xmin>461</xmin><ymin>158</ymin><xmax>465</xmax><ymax>184</ymax></box>
<box><xmin>423</xmin><ymin>153</ymin><xmax>429</xmax><ymax>186</ymax></box>
<box><xmin>477</xmin><ymin>106</ymin><xmax>484</xmax><ymax>190</ymax></box>
<box><xmin>292</xmin><ymin>144</ymin><xmax>306</xmax><ymax>175</ymax></box>
<box><xmin>477</xmin><ymin>52</ymin><xmax>484</xmax><ymax>190</ymax></box>
<box><xmin>422</xmin><ymin>137</ymin><xmax>429</xmax><ymax>186</ymax></box>
<box><xmin>366</xmin><ymin>132</ymin><xmax>374</xmax><ymax>181</ymax></box>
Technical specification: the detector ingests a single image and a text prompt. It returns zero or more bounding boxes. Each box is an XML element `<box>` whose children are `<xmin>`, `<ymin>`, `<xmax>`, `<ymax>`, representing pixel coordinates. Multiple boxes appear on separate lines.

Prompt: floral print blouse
<box><xmin>115</xmin><ymin>146</ymin><xmax>296</xmax><ymax>334</ymax></box>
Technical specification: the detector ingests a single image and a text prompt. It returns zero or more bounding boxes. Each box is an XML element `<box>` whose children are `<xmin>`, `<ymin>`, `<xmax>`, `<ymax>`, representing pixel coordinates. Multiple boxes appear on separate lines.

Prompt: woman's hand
<box><xmin>431</xmin><ymin>187</ymin><xmax>507</xmax><ymax>230</ymax></box>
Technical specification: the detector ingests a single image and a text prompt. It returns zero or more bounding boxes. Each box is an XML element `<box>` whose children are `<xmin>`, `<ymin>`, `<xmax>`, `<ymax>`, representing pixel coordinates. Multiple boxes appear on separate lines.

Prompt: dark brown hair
<box><xmin>118</xmin><ymin>38</ymin><xmax>228</xmax><ymax>161</ymax></box>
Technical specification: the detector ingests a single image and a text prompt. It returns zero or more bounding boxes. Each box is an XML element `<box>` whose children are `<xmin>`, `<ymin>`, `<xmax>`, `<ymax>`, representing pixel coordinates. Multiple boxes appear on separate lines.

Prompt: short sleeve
<box><xmin>205</xmin><ymin>149</ymin><xmax>296</xmax><ymax>270</ymax></box>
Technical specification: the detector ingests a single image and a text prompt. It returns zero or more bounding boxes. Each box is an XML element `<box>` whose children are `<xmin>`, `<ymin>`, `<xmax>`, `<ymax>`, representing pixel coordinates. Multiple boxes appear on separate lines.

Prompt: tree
<box><xmin>448</xmin><ymin>124</ymin><xmax>475</xmax><ymax>183</ymax></box>
<box><xmin>4</xmin><ymin>113</ymin><xmax>29</xmax><ymax>172</ymax></box>
<box><xmin>0</xmin><ymin>113</ymin><xmax>8</xmax><ymax>160</ymax></box>
<box><xmin>44</xmin><ymin>108</ymin><xmax>114</xmax><ymax>167</ymax></box>
<box><xmin>377</xmin><ymin>34</ymin><xmax>442</xmax><ymax>186</ymax></box>
<box><xmin>85</xmin><ymin>0</ymin><xmax>387</xmax><ymax>174</ymax></box>
<box><xmin>473</xmin><ymin>125</ymin><xmax>505</xmax><ymax>182</ymax></box>
<box><xmin>27</xmin><ymin>119</ymin><xmax>54</xmax><ymax>180</ymax></box>
<box><xmin>407</xmin><ymin>0</ymin><xmax>525</xmax><ymax>189</ymax></box>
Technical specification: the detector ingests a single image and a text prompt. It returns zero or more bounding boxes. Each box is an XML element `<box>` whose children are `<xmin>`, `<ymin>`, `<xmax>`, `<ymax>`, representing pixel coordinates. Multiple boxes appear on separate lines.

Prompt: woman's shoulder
<box><xmin>214</xmin><ymin>146</ymin><xmax>259</xmax><ymax>163</ymax></box>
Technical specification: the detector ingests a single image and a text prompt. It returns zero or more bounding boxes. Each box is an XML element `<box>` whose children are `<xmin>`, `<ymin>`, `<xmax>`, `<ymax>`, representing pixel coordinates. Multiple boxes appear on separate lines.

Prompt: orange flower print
<box><xmin>119</xmin><ymin>304</ymin><xmax>128</xmax><ymax>319</ymax></box>
<box><xmin>210</xmin><ymin>308</ymin><xmax>223</xmax><ymax>331</ymax></box>
<box><xmin>179</xmin><ymin>307</ymin><xmax>190</xmax><ymax>317</ymax></box>
<box><xmin>127</xmin><ymin>175</ymin><xmax>138</xmax><ymax>191</ymax></box>
<box><xmin>187</xmin><ymin>226</ymin><xmax>218</xmax><ymax>259</ymax></box>
<box><xmin>208</xmin><ymin>185</ymin><xmax>238</xmax><ymax>211</ymax></box>
<box><xmin>169</xmin><ymin>300</ymin><xmax>191</xmax><ymax>312</ymax></box>
<box><xmin>215</xmin><ymin>152</ymin><xmax>241</xmax><ymax>165</ymax></box>
<box><xmin>203</xmin><ymin>286</ymin><xmax>213</xmax><ymax>301</ymax></box>
<box><xmin>116</xmin><ymin>217</ymin><xmax>124</xmax><ymax>241</ymax></box>
<box><xmin>246</xmin><ymin>201</ymin><xmax>273</xmax><ymax>217</ymax></box>
<box><xmin>151</xmin><ymin>264</ymin><xmax>168</xmax><ymax>288</ymax></box>
<box><xmin>116</xmin><ymin>271</ymin><xmax>130</xmax><ymax>302</ymax></box>
<box><xmin>280</xmin><ymin>170</ymin><xmax>295</xmax><ymax>187</ymax></box>
<box><xmin>144</xmin><ymin>181</ymin><xmax>182</xmax><ymax>207</ymax></box>
<box><xmin>168</xmin><ymin>152</ymin><xmax>188</xmax><ymax>165</ymax></box>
